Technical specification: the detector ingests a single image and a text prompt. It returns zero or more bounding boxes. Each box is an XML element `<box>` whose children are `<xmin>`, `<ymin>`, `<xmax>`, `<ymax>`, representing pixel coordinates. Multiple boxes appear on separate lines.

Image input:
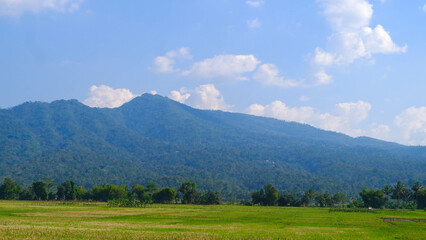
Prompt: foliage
<box><xmin>251</xmin><ymin>184</ymin><xmax>278</xmax><ymax>206</ymax></box>
<box><xmin>315</xmin><ymin>192</ymin><xmax>334</xmax><ymax>207</ymax></box>
<box><xmin>0</xmin><ymin>178</ymin><xmax>21</xmax><ymax>200</ymax></box>
<box><xmin>57</xmin><ymin>180</ymin><xmax>78</xmax><ymax>200</ymax></box>
<box><xmin>0</xmin><ymin>94</ymin><xmax>425</xmax><ymax>199</ymax></box>
<box><xmin>31</xmin><ymin>181</ymin><xmax>47</xmax><ymax>200</ymax></box>
<box><xmin>107</xmin><ymin>199</ymin><xmax>148</xmax><ymax>208</ymax></box>
<box><xmin>359</xmin><ymin>189</ymin><xmax>387</xmax><ymax>208</ymax></box>
<box><xmin>200</xmin><ymin>190</ymin><xmax>221</xmax><ymax>205</ymax></box>
<box><xmin>301</xmin><ymin>188</ymin><xmax>317</xmax><ymax>206</ymax></box>
<box><xmin>178</xmin><ymin>181</ymin><xmax>199</xmax><ymax>204</ymax></box>
<box><xmin>278</xmin><ymin>193</ymin><xmax>302</xmax><ymax>207</ymax></box>
<box><xmin>153</xmin><ymin>187</ymin><xmax>176</xmax><ymax>204</ymax></box>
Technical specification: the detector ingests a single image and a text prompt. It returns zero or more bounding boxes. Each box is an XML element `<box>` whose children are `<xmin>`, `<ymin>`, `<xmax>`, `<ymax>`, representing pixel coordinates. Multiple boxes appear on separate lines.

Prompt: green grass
<box><xmin>0</xmin><ymin>201</ymin><xmax>425</xmax><ymax>239</ymax></box>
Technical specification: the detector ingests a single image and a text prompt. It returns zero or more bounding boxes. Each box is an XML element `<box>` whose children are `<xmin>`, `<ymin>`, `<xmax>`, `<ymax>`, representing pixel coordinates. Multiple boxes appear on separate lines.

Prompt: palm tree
<box><xmin>411</xmin><ymin>182</ymin><xmax>423</xmax><ymax>203</ymax></box>
<box><xmin>383</xmin><ymin>184</ymin><xmax>392</xmax><ymax>200</ymax></box>
<box><xmin>391</xmin><ymin>181</ymin><xmax>409</xmax><ymax>202</ymax></box>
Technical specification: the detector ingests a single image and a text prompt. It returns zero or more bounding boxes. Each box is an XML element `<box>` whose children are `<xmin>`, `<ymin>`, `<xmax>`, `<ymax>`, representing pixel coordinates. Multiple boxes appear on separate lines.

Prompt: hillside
<box><xmin>0</xmin><ymin>94</ymin><xmax>425</xmax><ymax>198</ymax></box>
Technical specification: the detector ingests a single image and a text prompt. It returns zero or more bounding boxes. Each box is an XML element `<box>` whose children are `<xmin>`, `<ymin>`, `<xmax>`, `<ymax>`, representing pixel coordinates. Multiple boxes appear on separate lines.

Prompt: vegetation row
<box><xmin>0</xmin><ymin>178</ymin><xmax>425</xmax><ymax>210</ymax></box>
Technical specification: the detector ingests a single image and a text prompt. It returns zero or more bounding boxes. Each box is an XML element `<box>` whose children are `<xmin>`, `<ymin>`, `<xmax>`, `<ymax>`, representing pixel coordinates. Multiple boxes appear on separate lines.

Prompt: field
<box><xmin>0</xmin><ymin>201</ymin><xmax>425</xmax><ymax>239</ymax></box>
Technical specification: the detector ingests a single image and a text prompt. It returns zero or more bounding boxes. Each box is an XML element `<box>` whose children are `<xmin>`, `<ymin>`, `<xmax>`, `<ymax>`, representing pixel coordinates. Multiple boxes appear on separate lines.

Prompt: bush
<box><xmin>107</xmin><ymin>199</ymin><xmax>148</xmax><ymax>208</ymax></box>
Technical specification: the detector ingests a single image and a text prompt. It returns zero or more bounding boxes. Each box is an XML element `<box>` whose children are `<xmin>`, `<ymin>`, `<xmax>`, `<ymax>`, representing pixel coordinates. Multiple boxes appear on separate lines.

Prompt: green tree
<box><xmin>32</xmin><ymin>181</ymin><xmax>48</xmax><ymax>200</ymax></box>
<box><xmin>301</xmin><ymin>188</ymin><xmax>317</xmax><ymax>206</ymax></box>
<box><xmin>332</xmin><ymin>193</ymin><xmax>347</xmax><ymax>206</ymax></box>
<box><xmin>132</xmin><ymin>184</ymin><xmax>150</xmax><ymax>203</ymax></box>
<box><xmin>145</xmin><ymin>182</ymin><xmax>157</xmax><ymax>199</ymax></box>
<box><xmin>89</xmin><ymin>184</ymin><xmax>128</xmax><ymax>201</ymax></box>
<box><xmin>178</xmin><ymin>181</ymin><xmax>198</xmax><ymax>204</ymax></box>
<box><xmin>200</xmin><ymin>190</ymin><xmax>220</xmax><ymax>205</ymax></box>
<box><xmin>76</xmin><ymin>186</ymin><xmax>87</xmax><ymax>200</ymax></box>
<box><xmin>416</xmin><ymin>189</ymin><xmax>426</xmax><ymax>209</ymax></box>
<box><xmin>153</xmin><ymin>187</ymin><xmax>177</xmax><ymax>204</ymax></box>
<box><xmin>383</xmin><ymin>184</ymin><xmax>392</xmax><ymax>197</ymax></box>
<box><xmin>263</xmin><ymin>184</ymin><xmax>278</xmax><ymax>206</ymax></box>
<box><xmin>251</xmin><ymin>190</ymin><xmax>264</xmax><ymax>205</ymax></box>
<box><xmin>359</xmin><ymin>189</ymin><xmax>386</xmax><ymax>208</ymax></box>
<box><xmin>251</xmin><ymin>184</ymin><xmax>278</xmax><ymax>206</ymax></box>
<box><xmin>41</xmin><ymin>177</ymin><xmax>57</xmax><ymax>200</ymax></box>
<box><xmin>278</xmin><ymin>193</ymin><xmax>301</xmax><ymax>207</ymax></box>
<box><xmin>0</xmin><ymin>178</ymin><xmax>21</xmax><ymax>200</ymax></box>
<box><xmin>410</xmin><ymin>182</ymin><xmax>423</xmax><ymax>203</ymax></box>
<box><xmin>391</xmin><ymin>181</ymin><xmax>409</xmax><ymax>202</ymax></box>
<box><xmin>315</xmin><ymin>193</ymin><xmax>334</xmax><ymax>207</ymax></box>
<box><xmin>57</xmin><ymin>180</ymin><xmax>78</xmax><ymax>200</ymax></box>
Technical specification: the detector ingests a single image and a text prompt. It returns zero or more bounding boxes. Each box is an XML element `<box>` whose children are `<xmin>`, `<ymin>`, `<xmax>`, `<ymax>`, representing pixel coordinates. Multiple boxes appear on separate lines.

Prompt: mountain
<box><xmin>0</xmin><ymin>94</ymin><xmax>425</xmax><ymax>198</ymax></box>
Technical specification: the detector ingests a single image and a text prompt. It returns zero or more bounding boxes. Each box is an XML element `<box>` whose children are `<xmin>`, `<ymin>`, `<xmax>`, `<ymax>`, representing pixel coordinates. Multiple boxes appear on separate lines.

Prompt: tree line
<box><xmin>0</xmin><ymin>178</ymin><xmax>220</xmax><ymax>205</ymax></box>
<box><xmin>247</xmin><ymin>181</ymin><xmax>426</xmax><ymax>209</ymax></box>
<box><xmin>1</xmin><ymin>178</ymin><xmax>425</xmax><ymax>209</ymax></box>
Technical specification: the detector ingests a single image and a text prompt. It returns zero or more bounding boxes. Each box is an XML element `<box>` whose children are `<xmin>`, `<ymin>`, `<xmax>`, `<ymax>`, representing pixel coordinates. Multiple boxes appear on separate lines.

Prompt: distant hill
<box><xmin>0</xmin><ymin>94</ymin><xmax>425</xmax><ymax>198</ymax></box>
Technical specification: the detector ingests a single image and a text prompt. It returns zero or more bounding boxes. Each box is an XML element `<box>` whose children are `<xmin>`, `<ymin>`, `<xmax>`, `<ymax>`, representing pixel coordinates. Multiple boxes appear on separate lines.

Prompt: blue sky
<box><xmin>1</xmin><ymin>0</ymin><xmax>426</xmax><ymax>145</ymax></box>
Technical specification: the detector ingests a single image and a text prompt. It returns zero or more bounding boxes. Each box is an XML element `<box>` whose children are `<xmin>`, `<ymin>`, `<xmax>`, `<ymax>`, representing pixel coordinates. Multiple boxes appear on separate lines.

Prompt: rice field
<box><xmin>0</xmin><ymin>201</ymin><xmax>425</xmax><ymax>239</ymax></box>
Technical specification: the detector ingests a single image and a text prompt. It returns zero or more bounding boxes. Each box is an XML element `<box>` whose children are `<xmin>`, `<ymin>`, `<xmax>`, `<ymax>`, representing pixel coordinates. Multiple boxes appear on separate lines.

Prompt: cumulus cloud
<box><xmin>247</xmin><ymin>18</ymin><xmax>261</xmax><ymax>29</ymax></box>
<box><xmin>152</xmin><ymin>47</ymin><xmax>192</xmax><ymax>73</ymax></box>
<box><xmin>314</xmin><ymin>70</ymin><xmax>333</xmax><ymax>85</ymax></box>
<box><xmin>165</xmin><ymin>47</ymin><xmax>192</xmax><ymax>59</ymax></box>
<box><xmin>246</xmin><ymin>0</ymin><xmax>264</xmax><ymax>7</ymax></box>
<box><xmin>169</xmin><ymin>84</ymin><xmax>231</xmax><ymax>111</ymax></box>
<box><xmin>83</xmin><ymin>85</ymin><xmax>139</xmax><ymax>108</ymax></box>
<box><xmin>313</xmin><ymin>0</ymin><xmax>406</xmax><ymax>66</ymax></box>
<box><xmin>253</xmin><ymin>64</ymin><xmax>302</xmax><ymax>88</ymax></box>
<box><xmin>0</xmin><ymin>0</ymin><xmax>84</xmax><ymax>17</ymax></box>
<box><xmin>247</xmin><ymin>100</ymin><xmax>371</xmax><ymax>137</ymax></box>
<box><xmin>369</xmin><ymin>124</ymin><xmax>391</xmax><ymax>140</ymax></box>
<box><xmin>182</xmin><ymin>54</ymin><xmax>260</xmax><ymax>80</ymax></box>
<box><xmin>169</xmin><ymin>88</ymin><xmax>191</xmax><ymax>104</ymax></box>
<box><xmin>394</xmin><ymin>107</ymin><xmax>426</xmax><ymax>145</ymax></box>
<box><xmin>152</xmin><ymin>56</ymin><xmax>176</xmax><ymax>73</ymax></box>
<box><xmin>313</xmin><ymin>48</ymin><xmax>335</xmax><ymax>66</ymax></box>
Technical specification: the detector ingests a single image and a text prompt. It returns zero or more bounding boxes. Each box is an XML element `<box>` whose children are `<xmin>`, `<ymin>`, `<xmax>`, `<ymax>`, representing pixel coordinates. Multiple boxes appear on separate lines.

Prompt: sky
<box><xmin>1</xmin><ymin>0</ymin><xmax>426</xmax><ymax>146</ymax></box>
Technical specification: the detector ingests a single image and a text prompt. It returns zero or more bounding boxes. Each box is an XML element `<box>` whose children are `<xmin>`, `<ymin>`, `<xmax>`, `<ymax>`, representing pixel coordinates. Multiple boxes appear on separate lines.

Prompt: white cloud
<box><xmin>247</xmin><ymin>100</ymin><xmax>371</xmax><ymax>137</ymax></box>
<box><xmin>369</xmin><ymin>124</ymin><xmax>391</xmax><ymax>140</ymax></box>
<box><xmin>169</xmin><ymin>84</ymin><xmax>231</xmax><ymax>111</ymax></box>
<box><xmin>169</xmin><ymin>88</ymin><xmax>190</xmax><ymax>104</ymax></box>
<box><xmin>253</xmin><ymin>64</ymin><xmax>302</xmax><ymax>88</ymax></box>
<box><xmin>252</xmin><ymin>101</ymin><xmax>315</xmax><ymax>123</ymax></box>
<box><xmin>313</xmin><ymin>0</ymin><xmax>406</xmax><ymax>66</ymax></box>
<box><xmin>182</xmin><ymin>54</ymin><xmax>260</xmax><ymax>80</ymax></box>
<box><xmin>394</xmin><ymin>107</ymin><xmax>426</xmax><ymax>145</ymax></box>
<box><xmin>246</xmin><ymin>0</ymin><xmax>264</xmax><ymax>7</ymax></box>
<box><xmin>247</xmin><ymin>18</ymin><xmax>261</xmax><ymax>29</ymax></box>
<box><xmin>314</xmin><ymin>70</ymin><xmax>333</xmax><ymax>85</ymax></box>
<box><xmin>313</xmin><ymin>48</ymin><xmax>335</xmax><ymax>66</ymax></box>
<box><xmin>165</xmin><ymin>47</ymin><xmax>192</xmax><ymax>59</ymax></box>
<box><xmin>152</xmin><ymin>56</ymin><xmax>176</xmax><ymax>73</ymax></box>
<box><xmin>83</xmin><ymin>85</ymin><xmax>139</xmax><ymax>108</ymax></box>
<box><xmin>319</xmin><ymin>0</ymin><xmax>373</xmax><ymax>31</ymax></box>
<box><xmin>423</xmin><ymin>4</ymin><xmax>426</xmax><ymax>13</ymax></box>
<box><xmin>335</xmin><ymin>100</ymin><xmax>371</xmax><ymax>123</ymax></box>
<box><xmin>0</xmin><ymin>0</ymin><xmax>84</xmax><ymax>17</ymax></box>
<box><xmin>299</xmin><ymin>96</ymin><xmax>310</xmax><ymax>102</ymax></box>
<box><xmin>152</xmin><ymin>47</ymin><xmax>192</xmax><ymax>73</ymax></box>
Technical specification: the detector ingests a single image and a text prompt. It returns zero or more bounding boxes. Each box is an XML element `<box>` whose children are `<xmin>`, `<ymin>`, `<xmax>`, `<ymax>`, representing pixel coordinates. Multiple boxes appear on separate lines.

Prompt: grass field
<box><xmin>0</xmin><ymin>201</ymin><xmax>425</xmax><ymax>239</ymax></box>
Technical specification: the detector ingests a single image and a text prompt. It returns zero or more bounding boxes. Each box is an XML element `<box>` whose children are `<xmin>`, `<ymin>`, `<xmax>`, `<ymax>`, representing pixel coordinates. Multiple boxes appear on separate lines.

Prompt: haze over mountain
<box><xmin>0</xmin><ymin>94</ymin><xmax>425</xmax><ymax>198</ymax></box>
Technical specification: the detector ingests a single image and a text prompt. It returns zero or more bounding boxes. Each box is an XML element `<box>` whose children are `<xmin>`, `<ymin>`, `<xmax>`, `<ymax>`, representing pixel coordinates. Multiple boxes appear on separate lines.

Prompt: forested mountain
<box><xmin>0</xmin><ymin>94</ymin><xmax>425</xmax><ymax>198</ymax></box>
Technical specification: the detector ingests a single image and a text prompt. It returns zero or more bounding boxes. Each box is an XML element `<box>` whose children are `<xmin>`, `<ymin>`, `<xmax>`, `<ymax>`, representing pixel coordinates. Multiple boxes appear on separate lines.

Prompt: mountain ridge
<box><xmin>0</xmin><ymin>94</ymin><xmax>424</xmax><ymax>198</ymax></box>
